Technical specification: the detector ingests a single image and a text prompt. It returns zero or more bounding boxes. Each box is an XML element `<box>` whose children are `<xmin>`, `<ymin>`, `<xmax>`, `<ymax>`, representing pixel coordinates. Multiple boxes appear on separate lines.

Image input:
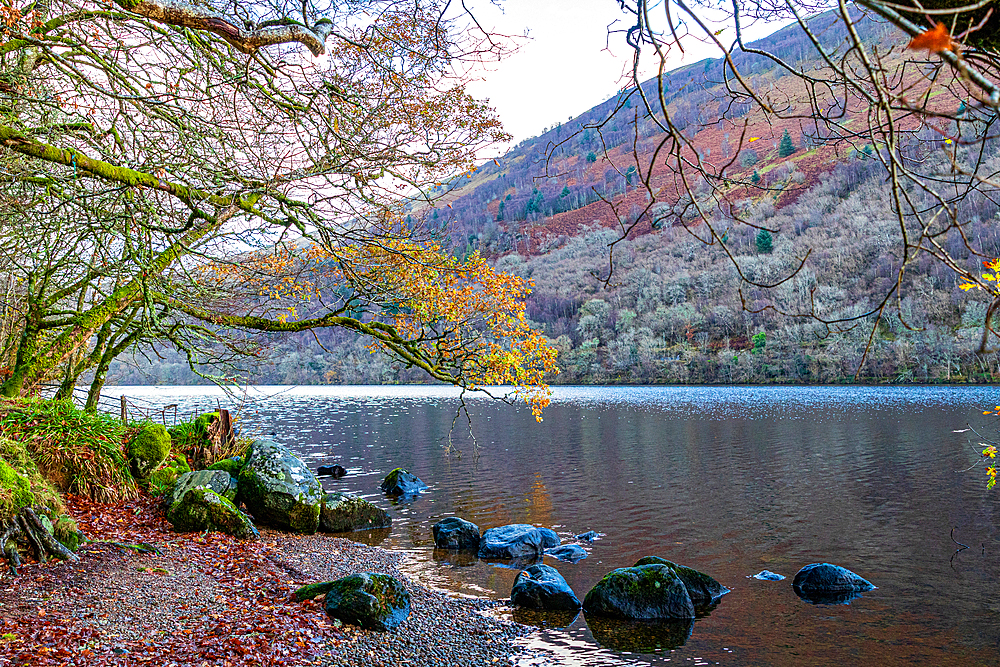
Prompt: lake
<box><xmin>113</xmin><ymin>385</ymin><xmax>1000</xmax><ymax>666</ymax></box>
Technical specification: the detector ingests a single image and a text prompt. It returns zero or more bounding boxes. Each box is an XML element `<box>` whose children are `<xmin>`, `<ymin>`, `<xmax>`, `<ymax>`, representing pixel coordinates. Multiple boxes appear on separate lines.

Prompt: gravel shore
<box><xmin>0</xmin><ymin>495</ymin><xmax>535</xmax><ymax>667</ymax></box>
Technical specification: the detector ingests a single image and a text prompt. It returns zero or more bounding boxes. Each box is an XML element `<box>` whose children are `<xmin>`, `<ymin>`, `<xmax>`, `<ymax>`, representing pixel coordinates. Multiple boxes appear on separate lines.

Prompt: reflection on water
<box><xmin>114</xmin><ymin>384</ymin><xmax>1000</xmax><ymax>666</ymax></box>
<box><xmin>586</xmin><ymin>614</ymin><xmax>695</xmax><ymax>653</ymax></box>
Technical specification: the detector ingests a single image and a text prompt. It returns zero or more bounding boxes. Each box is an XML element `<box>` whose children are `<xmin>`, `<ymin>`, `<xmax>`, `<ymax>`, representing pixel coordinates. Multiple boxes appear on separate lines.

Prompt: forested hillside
<box><xmin>108</xmin><ymin>10</ymin><xmax>1000</xmax><ymax>386</ymax></box>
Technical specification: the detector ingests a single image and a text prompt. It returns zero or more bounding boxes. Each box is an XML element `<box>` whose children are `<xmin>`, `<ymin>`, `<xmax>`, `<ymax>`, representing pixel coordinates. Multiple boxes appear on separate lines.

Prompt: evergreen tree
<box><xmin>756</xmin><ymin>229</ymin><xmax>773</xmax><ymax>254</ymax></box>
<box><xmin>561</xmin><ymin>185</ymin><xmax>571</xmax><ymax>197</ymax></box>
<box><xmin>586</xmin><ymin>151</ymin><xmax>598</xmax><ymax>163</ymax></box>
<box><xmin>751</xmin><ymin>170</ymin><xmax>761</xmax><ymax>184</ymax></box>
<box><xmin>778</xmin><ymin>129</ymin><xmax>796</xmax><ymax>157</ymax></box>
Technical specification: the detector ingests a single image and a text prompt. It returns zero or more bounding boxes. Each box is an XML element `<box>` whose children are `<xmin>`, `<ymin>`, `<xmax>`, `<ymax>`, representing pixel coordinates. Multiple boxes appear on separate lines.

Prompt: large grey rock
<box><xmin>632</xmin><ymin>557</ymin><xmax>729</xmax><ymax>607</ymax></box>
<box><xmin>323</xmin><ymin>572</ymin><xmax>411</xmax><ymax>631</ymax></box>
<box><xmin>380</xmin><ymin>468</ymin><xmax>427</xmax><ymax>496</ymax></box>
<box><xmin>432</xmin><ymin>517</ymin><xmax>481</xmax><ymax>551</ymax></box>
<box><xmin>170</xmin><ymin>469</ymin><xmax>238</xmax><ymax>505</ymax></box>
<box><xmin>319</xmin><ymin>493</ymin><xmax>391</xmax><ymax>532</ymax></box>
<box><xmin>166</xmin><ymin>488</ymin><xmax>258</xmax><ymax>539</ymax></box>
<box><xmin>478</xmin><ymin>524</ymin><xmax>546</xmax><ymax>560</ymax></box>
<box><xmin>237</xmin><ymin>439</ymin><xmax>323</xmax><ymax>534</ymax></box>
<box><xmin>792</xmin><ymin>563</ymin><xmax>875</xmax><ymax>604</ymax></box>
<box><xmin>583</xmin><ymin>564</ymin><xmax>696</xmax><ymax>620</ymax></box>
<box><xmin>511</xmin><ymin>564</ymin><xmax>581</xmax><ymax>611</ymax></box>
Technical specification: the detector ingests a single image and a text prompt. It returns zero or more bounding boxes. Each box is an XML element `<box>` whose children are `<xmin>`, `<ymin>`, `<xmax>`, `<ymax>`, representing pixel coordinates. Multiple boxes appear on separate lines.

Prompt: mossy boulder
<box><xmin>323</xmin><ymin>572</ymin><xmax>411</xmax><ymax>631</ymax></box>
<box><xmin>583</xmin><ymin>564</ymin><xmax>696</xmax><ymax>620</ymax></box>
<box><xmin>166</xmin><ymin>487</ymin><xmax>258</xmax><ymax>539</ymax></box>
<box><xmin>52</xmin><ymin>514</ymin><xmax>84</xmax><ymax>552</ymax></box>
<box><xmin>170</xmin><ymin>469</ymin><xmax>238</xmax><ymax>505</ymax></box>
<box><xmin>207</xmin><ymin>456</ymin><xmax>244</xmax><ymax>477</ymax></box>
<box><xmin>432</xmin><ymin>517</ymin><xmax>481</xmax><ymax>551</ymax></box>
<box><xmin>319</xmin><ymin>492</ymin><xmax>391</xmax><ymax>533</ymax></box>
<box><xmin>238</xmin><ymin>439</ymin><xmax>322</xmax><ymax>534</ymax></box>
<box><xmin>0</xmin><ymin>436</ymin><xmax>64</xmax><ymax>517</ymax></box>
<box><xmin>632</xmin><ymin>557</ymin><xmax>729</xmax><ymax>607</ymax></box>
<box><xmin>128</xmin><ymin>423</ymin><xmax>171</xmax><ymax>480</ymax></box>
<box><xmin>379</xmin><ymin>468</ymin><xmax>427</xmax><ymax>496</ymax></box>
<box><xmin>511</xmin><ymin>564</ymin><xmax>581</xmax><ymax>611</ymax></box>
<box><xmin>148</xmin><ymin>452</ymin><xmax>193</xmax><ymax>496</ymax></box>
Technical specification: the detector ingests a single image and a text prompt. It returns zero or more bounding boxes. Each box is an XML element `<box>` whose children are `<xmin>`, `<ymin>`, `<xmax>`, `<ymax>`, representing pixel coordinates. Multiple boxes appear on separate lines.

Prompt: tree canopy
<box><xmin>0</xmin><ymin>0</ymin><xmax>557</xmax><ymax>416</ymax></box>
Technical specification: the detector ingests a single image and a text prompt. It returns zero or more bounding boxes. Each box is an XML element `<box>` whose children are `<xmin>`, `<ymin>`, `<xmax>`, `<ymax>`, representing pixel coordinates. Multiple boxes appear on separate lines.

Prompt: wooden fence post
<box><xmin>120</xmin><ymin>396</ymin><xmax>127</xmax><ymax>425</ymax></box>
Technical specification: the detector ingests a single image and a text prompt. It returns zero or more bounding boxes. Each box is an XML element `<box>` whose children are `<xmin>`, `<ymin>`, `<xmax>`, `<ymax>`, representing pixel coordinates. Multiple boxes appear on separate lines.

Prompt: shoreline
<box><xmin>0</xmin><ymin>493</ymin><xmax>534</xmax><ymax>666</ymax></box>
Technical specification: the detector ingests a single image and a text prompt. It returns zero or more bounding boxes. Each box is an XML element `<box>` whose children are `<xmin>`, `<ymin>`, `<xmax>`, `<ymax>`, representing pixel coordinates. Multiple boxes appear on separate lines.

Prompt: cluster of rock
<box><xmin>165</xmin><ymin>439</ymin><xmax>391</xmax><ymax>538</ymax></box>
<box><xmin>506</xmin><ymin>556</ymin><xmax>873</xmax><ymax>626</ymax></box>
<box><xmin>431</xmin><ymin>517</ymin><xmax>589</xmax><ymax>564</ymax></box>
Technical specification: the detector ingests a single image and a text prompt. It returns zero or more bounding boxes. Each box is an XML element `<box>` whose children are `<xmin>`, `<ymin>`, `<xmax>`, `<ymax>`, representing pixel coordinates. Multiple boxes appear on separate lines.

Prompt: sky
<box><xmin>463</xmin><ymin>0</ymin><xmax>651</xmax><ymax>146</ymax></box>
<box><xmin>461</xmin><ymin>1</ymin><xmax>789</xmax><ymax>149</ymax></box>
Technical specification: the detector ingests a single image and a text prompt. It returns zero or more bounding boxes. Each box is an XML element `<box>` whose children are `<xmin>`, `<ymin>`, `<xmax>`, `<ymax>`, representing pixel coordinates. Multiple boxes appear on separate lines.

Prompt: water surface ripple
<box><xmin>117</xmin><ymin>385</ymin><xmax>1000</xmax><ymax>666</ymax></box>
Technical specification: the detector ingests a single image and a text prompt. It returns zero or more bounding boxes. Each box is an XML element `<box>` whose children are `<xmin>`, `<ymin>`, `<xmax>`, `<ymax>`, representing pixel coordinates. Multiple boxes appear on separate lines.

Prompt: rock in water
<box><xmin>753</xmin><ymin>570</ymin><xmax>785</xmax><ymax>581</ymax></box>
<box><xmin>166</xmin><ymin>488</ymin><xmax>258</xmax><ymax>539</ymax></box>
<box><xmin>537</xmin><ymin>527</ymin><xmax>561</xmax><ymax>549</ymax></box>
<box><xmin>317</xmin><ymin>464</ymin><xmax>347</xmax><ymax>478</ymax></box>
<box><xmin>575</xmin><ymin>530</ymin><xmax>600</xmax><ymax>541</ymax></box>
<box><xmin>237</xmin><ymin>439</ymin><xmax>323</xmax><ymax>533</ymax></box>
<box><xmin>319</xmin><ymin>492</ymin><xmax>391</xmax><ymax>532</ymax></box>
<box><xmin>170</xmin><ymin>470</ymin><xmax>238</xmax><ymax>505</ymax></box>
<box><xmin>792</xmin><ymin>563</ymin><xmax>875</xmax><ymax>604</ymax></box>
<box><xmin>545</xmin><ymin>544</ymin><xmax>588</xmax><ymax>563</ymax></box>
<box><xmin>511</xmin><ymin>564</ymin><xmax>582</xmax><ymax>611</ymax></box>
<box><xmin>583</xmin><ymin>564</ymin><xmax>695</xmax><ymax>620</ymax></box>
<box><xmin>632</xmin><ymin>557</ymin><xmax>729</xmax><ymax>607</ymax></box>
<box><xmin>379</xmin><ymin>468</ymin><xmax>427</xmax><ymax>496</ymax></box>
<box><xmin>478</xmin><ymin>524</ymin><xmax>547</xmax><ymax>560</ymax></box>
<box><xmin>432</xmin><ymin>517</ymin><xmax>481</xmax><ymax>551</ymax></box>
<box><xmin>323</xmin><ymin>572</ymin><xmax>411</xmax><ymax>631</ymax></box>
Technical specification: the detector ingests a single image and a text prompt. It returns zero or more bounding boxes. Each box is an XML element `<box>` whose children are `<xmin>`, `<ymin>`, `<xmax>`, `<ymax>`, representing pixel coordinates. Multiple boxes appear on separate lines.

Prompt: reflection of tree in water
<box><xmin>525</xmin><ymin>472</ymin><xmax>554</xmax><ymax>528</ymax></box>
<box><xmin>585</xmin><ymin>614</ymin><xmax>694</xmax><ymax>653</ymax></box>
<box><xmin>512</xmin><ymin>608</ymin><xmax>580</xmax><ymax>630</ymax></box>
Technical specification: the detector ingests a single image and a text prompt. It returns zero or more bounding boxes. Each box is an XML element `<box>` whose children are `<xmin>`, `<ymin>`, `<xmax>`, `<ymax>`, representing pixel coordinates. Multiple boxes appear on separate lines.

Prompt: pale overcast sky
<box><xmin>462</xmin><ymin>1</ymin><xmax>787</xmax><ymax>148</ymax></box>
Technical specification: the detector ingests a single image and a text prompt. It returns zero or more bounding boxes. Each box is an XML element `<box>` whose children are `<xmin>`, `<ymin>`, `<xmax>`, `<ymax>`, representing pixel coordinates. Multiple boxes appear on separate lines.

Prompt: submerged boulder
<box><xmin>166</xmin><ymin>488</ymin><xmax>258</xmax><ymax>539</ymax></box>
<box><xmin>545</xmin><ymin>544</ymin><xmax>588</xmax><ymax>563</ymax></box>
<box><xmin>238</xmin><ymin>439</ymin><xmax>323</xmax><ymax>534</ymax></box>
<box><xmin>379</xmin><ymin>468</ymin><xmax>427</xmax><ymax>496</ymax></box>
<box><xmin>632</xmin><ymin>557</ymin><xmax>729</xmax><ymax>607</ymax></box>
<box><xmin>584</xmin><ymin>564</ymin><xmax>696</xmax><ymax>619</ymax></box>
<box><xmin>753</xmin><ymin>570</ymin><xmax>785</xmax><ymax>581</ymax></box>
<box><xmin>319</xmin><ymin>492</ymin><xmax>391</xmax><ymax>532</ymax></box>
<box><xmin>511</xmin><ymin>564</ymin><xmax>582</xmax><ymax>611</ymax></box>
<box><xmin>792</xmin><ymin>563</ymin><xmax>875</xmax><ymax>604</ymax></box>
<box><xmin>432</xmin><ymin>517</ymin><xmax>481</xmax><ymax>551</ymax></box>
<box><xmin>317</xmin><ymin>464</ymin><xmax>347</xmax><ymax>478</ymax></box>
<box><xmin>575</xmin><ymin>530</ymin><xmax>601</xmax><ymax>542</ymax></box>
<box><xmin>170</xmin><ymin>469</ymin><xmax>238</xmax><ymax>505</ymax></box>
<box><xmin>323</xmin><ymin>572</ymin><xmax>411</xmax><ymax>631</ymax></box>
<box><xmin>479</xmin><ymin>524</ymin><xmax>546</xmax><ymax>560</ymax></box>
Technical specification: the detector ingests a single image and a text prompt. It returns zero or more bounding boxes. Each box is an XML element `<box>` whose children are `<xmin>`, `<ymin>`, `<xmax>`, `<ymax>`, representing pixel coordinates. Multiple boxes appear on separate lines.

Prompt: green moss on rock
<box><xmin>207</xmin><ymin>456</ymin><xmax>243</xmax><ymax>476</ymax></box>
<box><xmin>0</xmin><ymin>457</ymin><xmax>34</xmax><ymax>518</ymax></box>
<box><xmin>166</xmin><ymin>487</ymin><xmax>258</xmax><ymax>539</ymax></box>
<box><xmin>128</xmin><ymin>423</ymin><xmax>171</xmax><ymax>479</ymax></box>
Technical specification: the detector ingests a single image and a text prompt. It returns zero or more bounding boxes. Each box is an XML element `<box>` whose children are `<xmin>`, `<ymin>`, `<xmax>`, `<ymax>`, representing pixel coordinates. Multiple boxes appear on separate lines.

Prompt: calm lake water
<box><xmin>114</xmin><ymin>385</ymin><xmax>1000</xmax><ymax>666</ymax></box>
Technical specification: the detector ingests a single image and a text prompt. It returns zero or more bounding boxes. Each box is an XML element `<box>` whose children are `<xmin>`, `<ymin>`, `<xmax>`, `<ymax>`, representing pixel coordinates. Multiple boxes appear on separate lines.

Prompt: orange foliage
<box><xmin>313</xmin><ymin>240</ymin><xmax>559</xmax><ymax>420</ymax></box>
<box><xmin>907</xmin><ymin>23</ymin><xmax>957</xmax><ymax>54</ymax></box>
